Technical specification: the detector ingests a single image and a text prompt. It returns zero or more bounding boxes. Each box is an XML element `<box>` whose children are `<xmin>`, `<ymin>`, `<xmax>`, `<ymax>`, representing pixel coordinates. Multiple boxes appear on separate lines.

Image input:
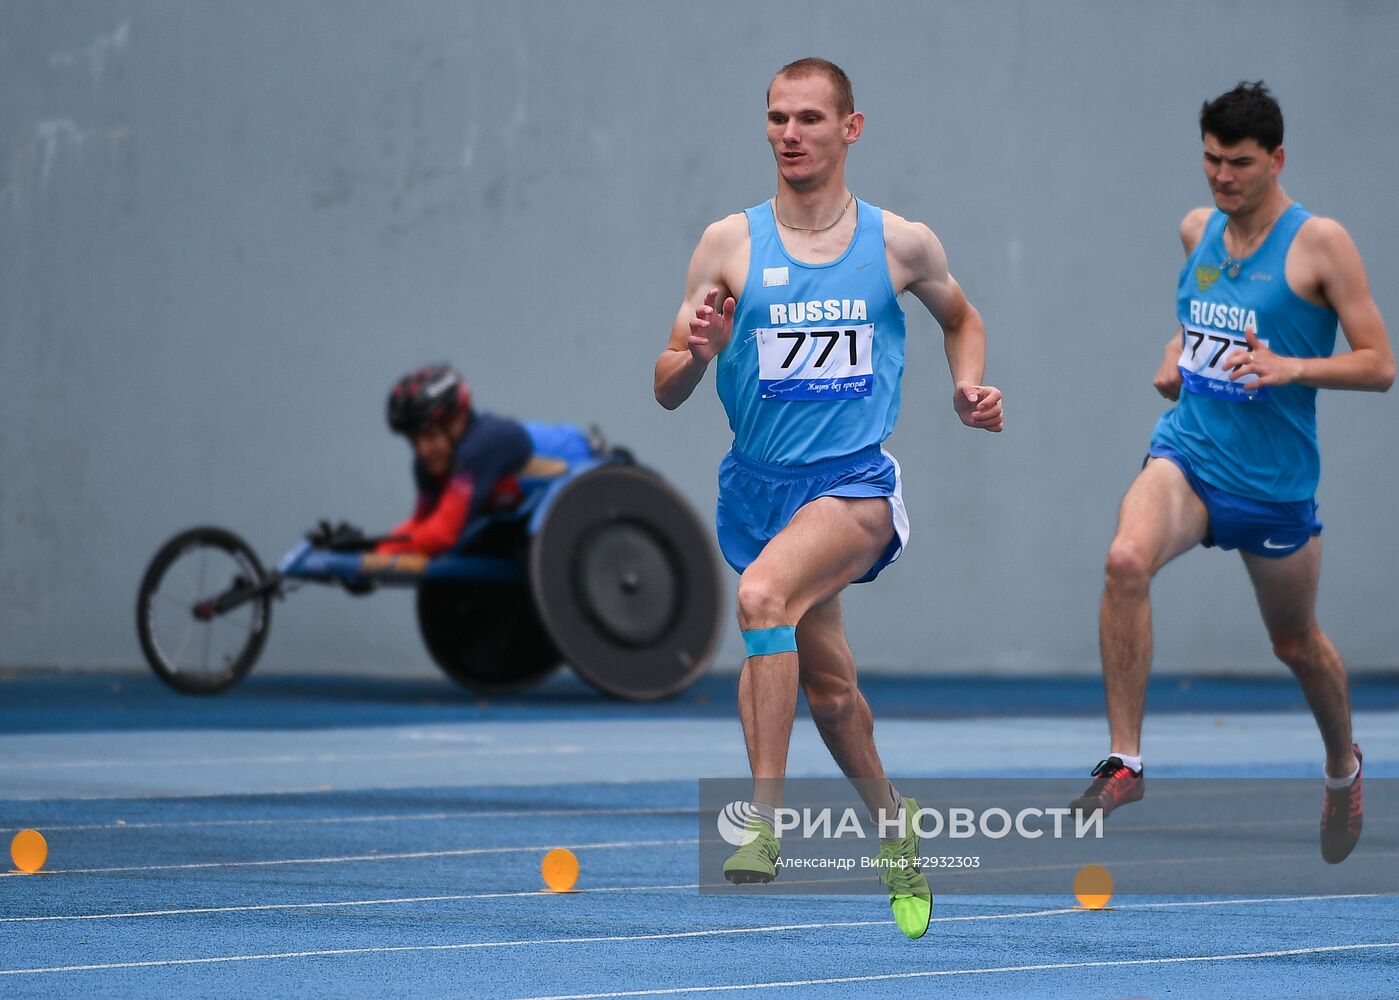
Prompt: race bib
<box><xmin>1177</xmin><ymin>326</ymin><xmax>1269</xmax><ymax>402</ymax></box>
<box><xmin>755</xmin><ymin>323</ymin><xmax>874</xmax><ymax>400</ymax></box>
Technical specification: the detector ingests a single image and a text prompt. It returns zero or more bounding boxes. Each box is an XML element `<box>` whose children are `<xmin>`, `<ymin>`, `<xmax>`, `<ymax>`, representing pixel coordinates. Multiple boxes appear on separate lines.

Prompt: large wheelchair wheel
<box><xmin>136</xmin><ymin>526</ymin><xmax>272</xmax><ymax>695</ymax></box>
<box><xmin>416</xmin><ymin>581</ymin><xmax>563</xmax><ymax>693</ymax></box>
<box><xmin>530</xmin><ymin>464</ymin><xmax>722</xmax><ymax>700</ymax></box>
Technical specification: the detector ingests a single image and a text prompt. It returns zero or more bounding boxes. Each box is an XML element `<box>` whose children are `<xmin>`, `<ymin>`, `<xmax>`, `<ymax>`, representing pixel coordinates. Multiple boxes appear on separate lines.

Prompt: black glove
<box><xmin>306</xmin><ymin>520</ymin><xmax>377</xmax><ymax>552</ymax></box>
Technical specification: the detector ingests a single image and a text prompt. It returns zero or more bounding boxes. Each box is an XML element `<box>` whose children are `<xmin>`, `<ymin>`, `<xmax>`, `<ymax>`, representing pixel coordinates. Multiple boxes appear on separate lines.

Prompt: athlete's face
<box><xmin>411</xmin><ymin>425</ymin><xmax>453</xmax><ymax>479</ymax></box>
<box><xmin>410</xmin><ymin>411</ymin><xmax>467</xmax><ymax>480</ymax></box>
<box><xmin>766</xmin><ymin>74</ymin><xmax>861</xmax><ymax>191</ymax></box>
<box><xmin>1202</xmin><ymin>134</ymin><xmax>1283</xmax><ymax>217</ymax></box>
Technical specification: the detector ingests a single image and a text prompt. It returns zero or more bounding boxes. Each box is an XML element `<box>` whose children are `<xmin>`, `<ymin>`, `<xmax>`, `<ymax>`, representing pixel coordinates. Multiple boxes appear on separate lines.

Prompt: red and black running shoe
<box><xmin>1320</xmin><ymin>744</ymin><xmax>1363</xmax><ymax>865</ymax></box>
<box><xmin>1070</xmin><ymin>756</ymin><xmax>1144</xmax><ymax>819</ymax></box>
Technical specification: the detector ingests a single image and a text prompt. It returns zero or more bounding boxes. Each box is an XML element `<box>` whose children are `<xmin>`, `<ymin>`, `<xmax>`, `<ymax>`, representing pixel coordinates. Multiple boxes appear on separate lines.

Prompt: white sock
<box><xmin>1324</xmin><ymin>761</ymin><xmax>1360</xmax><ymax>790</ymax></box>
<box><xmin>750</xmin><ymin>802</ymin><xmax>777</xmax><ymax>829</ymax></box>
<box><xmin>1110</xmin><ymin>752</ymin><xmax>1143</xmax><ymax>774</ymax></box>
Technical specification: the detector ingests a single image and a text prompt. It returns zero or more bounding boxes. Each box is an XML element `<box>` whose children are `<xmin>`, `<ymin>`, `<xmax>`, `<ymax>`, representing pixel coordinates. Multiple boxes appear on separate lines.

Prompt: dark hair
<box><xmin>770</xmin><ymin>57</ymin><xmax>855</xmax><ymax>117</ymax></box>
<box><xmin>1199</xmin><ymin>81</ymin><xmax>1283</xmax><ymax>151</ymax></box>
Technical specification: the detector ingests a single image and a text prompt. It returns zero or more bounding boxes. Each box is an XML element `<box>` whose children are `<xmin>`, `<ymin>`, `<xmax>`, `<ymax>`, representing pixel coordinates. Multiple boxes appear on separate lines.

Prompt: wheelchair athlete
<box><xmin>310</xmin><ymin>364</ymin><xmax>596</xmax><ymax>557</ymax></box>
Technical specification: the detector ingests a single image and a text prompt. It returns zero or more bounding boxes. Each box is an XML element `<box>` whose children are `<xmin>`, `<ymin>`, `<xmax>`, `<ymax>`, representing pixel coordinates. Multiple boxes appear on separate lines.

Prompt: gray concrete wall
<box><xmin>3</xmin><ymin>1</ymin><xmax>1396</xmax><ymax>678</ymax></box>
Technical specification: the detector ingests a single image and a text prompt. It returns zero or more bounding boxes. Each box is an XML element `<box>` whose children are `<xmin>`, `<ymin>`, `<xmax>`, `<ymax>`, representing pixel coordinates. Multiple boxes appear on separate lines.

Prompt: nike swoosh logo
<box><xmin>1262</xmin><ymin>538</ymin><xmax>1296</xmax><ymax>550</ymax></box>
<box><xmin>855</xmin><ymin>261</ymin><xmax>872</xmax><ymax>269</ymax></box>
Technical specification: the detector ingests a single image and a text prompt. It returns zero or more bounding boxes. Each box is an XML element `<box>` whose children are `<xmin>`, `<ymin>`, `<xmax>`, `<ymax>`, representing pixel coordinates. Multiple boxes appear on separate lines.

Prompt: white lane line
<box><xmin>0</xmin><ymin>839</ymin><xmax>689</xmax><ymax>877</ymax></box>
<box><xmin>510</xmin><ymin>942</ymin><xmax>1399</xmax><ymax>999</ymax></box>
<box><xmin>0</xmin><ymin>877</ymin><xmax>1090</xmax><ymax>924</ymax></box>
<box><xmin>2</xmin><ymin>882</ymin><xmax>1381</xmax><ymax>926</ymax></box>
<box><xmin>0</xmin><ymin>746</ymin><xmax>582</xmax><ymax>771</ymax></box>
<box><xmin>13</xmin><ymin>805</ymin><xmax>698</xmax><ymax>833</ymax></box>
<box><xmin>0</xmin><ymin>882</ymin><xmax>704</xmax><ymax>923</ymax></box>
<box><xmin>0</xmin><ymin>907</ymin><xmax>1087</xmax><ymax>976</ymax></box>
<box><xmin>1114</xmin><ymin>892</ymin><xmax>1386</xmax><ymax>910</ymax></box>
<box><xmin>12</xmin><ymin>808</ymin><xmax>1397</xmax><ymax>841</ymax></box>
<box><xmin>984</xmin><ymin>848</ymin><xmax>1399</xmax><ymax>877</ymax></box>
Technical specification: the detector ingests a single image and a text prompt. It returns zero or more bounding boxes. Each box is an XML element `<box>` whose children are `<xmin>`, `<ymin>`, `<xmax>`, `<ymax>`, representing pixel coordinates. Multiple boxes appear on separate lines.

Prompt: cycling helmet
<box><xmin>386</xmin><ymin>364</ymin><xmax>471</xmax><ymax>436</ymax></box>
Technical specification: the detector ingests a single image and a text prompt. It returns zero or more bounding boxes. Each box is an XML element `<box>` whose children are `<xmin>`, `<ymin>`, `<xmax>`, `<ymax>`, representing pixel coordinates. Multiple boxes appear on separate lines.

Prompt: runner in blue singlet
<box><xmin>1071</xmin><ymin>83</ymin><xmax>1393</xmax><ymax>868</ymax></box>
<box><xmin>654</xmin><ymin>58</ymin><xmax>1003</xmax><ymax>939</ymax></box>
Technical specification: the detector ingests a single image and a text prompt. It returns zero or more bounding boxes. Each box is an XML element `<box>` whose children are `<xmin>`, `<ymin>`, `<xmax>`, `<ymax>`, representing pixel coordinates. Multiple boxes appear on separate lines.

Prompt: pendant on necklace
<box><xmin>1227</xmin><ymin>262</ymin><xmax>1241</xmax><ymax>279</ymax></box>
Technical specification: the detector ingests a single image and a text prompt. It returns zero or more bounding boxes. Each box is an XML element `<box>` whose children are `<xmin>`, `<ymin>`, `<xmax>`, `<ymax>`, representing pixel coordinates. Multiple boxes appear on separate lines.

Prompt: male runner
<box><xmin>654</xmin><ymin>58</ymin><xmax>1003</xmax><ymax>938</ymax></box>
<box><xmin>1072</xmin><ymin>82</ymin><xmax>1393</xmax><ymax>865</ymax></box>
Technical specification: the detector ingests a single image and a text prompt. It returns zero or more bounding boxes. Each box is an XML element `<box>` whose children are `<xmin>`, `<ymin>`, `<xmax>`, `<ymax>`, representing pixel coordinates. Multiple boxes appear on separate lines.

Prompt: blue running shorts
<box><xmin>716</xmin><ymin>444</ymin><xmax>910</xmax><ymax>583</ymax></box>
<box><xmin>1147</xmin><ymin>444</ymin><xmax>1321</xmax><ymax>558</ymax></box>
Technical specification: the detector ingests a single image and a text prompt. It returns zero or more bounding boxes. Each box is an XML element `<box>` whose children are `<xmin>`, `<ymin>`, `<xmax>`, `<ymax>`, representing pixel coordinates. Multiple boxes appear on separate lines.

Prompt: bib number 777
<box><xmin>756</xmin><ymin>323</ymin><xmax>875</xmax><ymax>400</ymax></box>
<box><xmin>1177</xmin><ymin>325</ymin><xmax>1268</xmax><ymax>402</ymax></box>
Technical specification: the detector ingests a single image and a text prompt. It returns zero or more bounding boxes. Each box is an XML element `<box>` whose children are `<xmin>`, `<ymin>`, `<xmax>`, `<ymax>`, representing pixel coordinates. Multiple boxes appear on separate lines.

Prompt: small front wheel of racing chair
<box><xmin>136</xmin><ymin>526</ymin><xmax>277</xmax><ymax>695</ymax></box>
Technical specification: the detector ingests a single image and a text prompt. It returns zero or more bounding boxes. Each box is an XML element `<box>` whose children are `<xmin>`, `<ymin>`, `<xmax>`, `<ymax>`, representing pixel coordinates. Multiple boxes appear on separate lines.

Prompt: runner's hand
<box><xmin>1154</xmin><ymin>350</ymin><xmax>1183</xmax><ymax>400</ymax></box>
<box><xmin>954</xmin><ymin>383</ymin><xmax>1003</xmax><ymax>432</ymax></box>
<box><xmin>688</xmin><ymin>289</ymin><xmax>736</xmax><ymax>364</ymax></box>
<box><xmin>1226</xmin><ymin>327</ymin><xmax>1300</xmax><ymax>389</ymax></box>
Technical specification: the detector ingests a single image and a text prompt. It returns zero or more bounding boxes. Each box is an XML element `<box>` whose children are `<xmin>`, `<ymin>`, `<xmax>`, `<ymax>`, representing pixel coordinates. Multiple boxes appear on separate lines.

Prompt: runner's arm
<box><xmin>1154</xmin><ymin>329</ymin><xmax>1185</xmax><ymax>400</ymax></box>
<box><xmin>1292</xmin><ymin>220</ymin><xmax>1394</xmax><ymax>391</ymax></box>
<box><xmin>890</xmin><ymin>215</ymin><xmax>1001</xmax><ymax>431</ymax></box>
<box><xmin>655</xmin><ymin>215</ymin><xmax>744</xmax><ymax>410</ymax></box>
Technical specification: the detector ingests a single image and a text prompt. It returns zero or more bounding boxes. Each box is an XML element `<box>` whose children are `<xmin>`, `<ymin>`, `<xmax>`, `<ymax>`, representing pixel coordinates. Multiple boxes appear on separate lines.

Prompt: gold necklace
<box><xmin>1221</xmin><ymin>203</ymin><xmax>1288</xmax><ymax>278</ymax></box>
<box><xmin>774</xmin><ymin>194</ymin><xmax>854</xmax><ymax>233</ymax></box>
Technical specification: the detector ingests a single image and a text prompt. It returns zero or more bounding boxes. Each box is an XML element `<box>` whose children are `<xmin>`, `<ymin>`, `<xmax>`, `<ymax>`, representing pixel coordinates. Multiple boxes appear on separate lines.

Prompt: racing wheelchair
<box><xmin>136</xmin><ymin>449</ymin><xmax>723</xmax><ymax>701</ymax></box>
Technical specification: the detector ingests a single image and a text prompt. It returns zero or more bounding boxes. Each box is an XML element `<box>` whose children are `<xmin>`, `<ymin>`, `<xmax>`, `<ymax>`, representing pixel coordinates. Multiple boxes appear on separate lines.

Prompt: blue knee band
<box><xmin>742</xmin><ymin>625</ymin><xmax>797</xmax><ymax>658</ymax></box>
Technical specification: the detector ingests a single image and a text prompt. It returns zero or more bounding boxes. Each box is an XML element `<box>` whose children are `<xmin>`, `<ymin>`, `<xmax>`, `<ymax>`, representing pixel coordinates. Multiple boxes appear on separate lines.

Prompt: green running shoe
<box><xmin>875</xmin><ymin>796</ymin><xmax>932</xmax><ymax>939</ymax></box>
<box><xmin>722</xmin><ymin>820</ymin><xmax>780</xmax><ymax>884</ymax></box>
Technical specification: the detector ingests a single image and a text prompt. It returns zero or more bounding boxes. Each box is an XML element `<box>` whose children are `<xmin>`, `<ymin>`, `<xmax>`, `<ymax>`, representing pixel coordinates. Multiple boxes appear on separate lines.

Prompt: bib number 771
<box><xmin>756</xmin><ymin>323</ymin><xmax>875</xmax><ymax>400</ymax></box>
